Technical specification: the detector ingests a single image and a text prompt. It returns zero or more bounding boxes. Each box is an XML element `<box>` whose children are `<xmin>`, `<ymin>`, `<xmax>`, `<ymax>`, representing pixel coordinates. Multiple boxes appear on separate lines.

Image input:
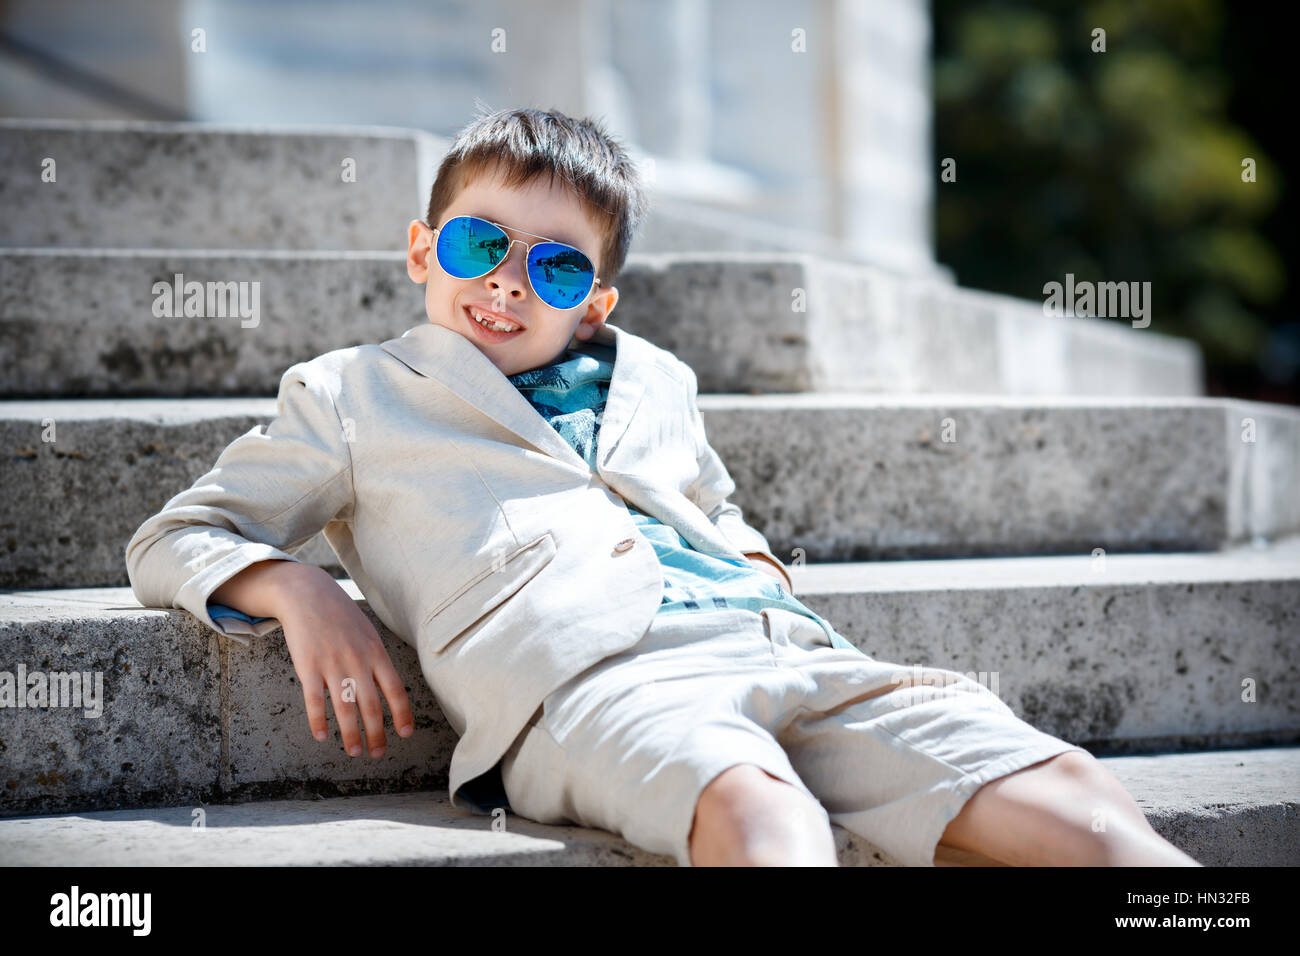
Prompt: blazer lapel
<box><xmin>379</xmin><ymin>321</ymin><xmax>649</xmax><ymax>475</ymax></box>
<box><xmin>592</xmin><ymin>323</ymin><xmax>649</xmax><ymax>471</ymax></box>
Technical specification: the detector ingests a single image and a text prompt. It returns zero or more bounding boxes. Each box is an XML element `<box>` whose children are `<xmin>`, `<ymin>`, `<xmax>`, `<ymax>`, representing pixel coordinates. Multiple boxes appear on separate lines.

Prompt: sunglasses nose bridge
<box><xmin>472</xmin><ymin>235</ymin><xmax>531</xmax><ymax>310</ymax></box>
<box><xmin>488</xmin><ymin>236</ymin><xmax>530</xmax><ymax>280</ymax></box>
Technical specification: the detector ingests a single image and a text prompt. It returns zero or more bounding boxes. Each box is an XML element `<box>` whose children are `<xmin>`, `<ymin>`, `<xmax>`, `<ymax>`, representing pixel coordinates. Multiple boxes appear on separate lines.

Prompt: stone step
<box><xmin>0</xmin><ymin>120</ymin><xmax>945</xmax><ymax>270</ymax></box>
<box><xmin>636</xmin><ymin>195</ymin><xmax>949</xmax><ymax>272</ymax></box>
<box><xmin>1</xmin><ymin>539</ymin><xmax>1296</xmax><ymax>819</ymax></box>
<box><xmin>0</xmin><ymin>748</ymin><xmax>1293</xmax><ymax>866</ymax></box>
<box><xmin>1</xmin><ymin>395</ymin><xmax>1296</xmax><ymax>589</ymax></box>
<box><xmin>620</xmin><ymin>253</ymin><xmax>1202</xmax><ymax>397</ymax></box>
<box><xmin>0</xmin><ymin>249</ymin><xmax>1200</xmax><ymax>397</ymax></box>
<box><xmin>0</xmin><ymin>119</ymin><xmax>441</xmax><ymax>251</ymax></box>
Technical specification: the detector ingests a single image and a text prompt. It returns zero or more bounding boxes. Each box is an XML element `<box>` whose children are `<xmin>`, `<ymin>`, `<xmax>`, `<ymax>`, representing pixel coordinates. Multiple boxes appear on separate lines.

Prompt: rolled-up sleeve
<box><xmin>124</xmin><ymin>361</ymin><xmax>355</xmax><ymax>646</ymax></box>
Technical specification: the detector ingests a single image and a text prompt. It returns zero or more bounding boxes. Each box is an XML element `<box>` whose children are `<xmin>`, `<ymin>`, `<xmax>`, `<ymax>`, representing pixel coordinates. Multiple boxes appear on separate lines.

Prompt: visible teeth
<box><xmin>472</xmin><ymin>310</ymin><xmax>519</xmax><ymax>332</ymax></box>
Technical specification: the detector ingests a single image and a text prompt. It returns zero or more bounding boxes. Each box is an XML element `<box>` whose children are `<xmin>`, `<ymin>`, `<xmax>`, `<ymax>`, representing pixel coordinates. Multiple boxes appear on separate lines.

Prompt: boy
<box><xmin>126</xmin><ymin>107</ymin><xmax>1199</xmax><ymax>867</ymax></box>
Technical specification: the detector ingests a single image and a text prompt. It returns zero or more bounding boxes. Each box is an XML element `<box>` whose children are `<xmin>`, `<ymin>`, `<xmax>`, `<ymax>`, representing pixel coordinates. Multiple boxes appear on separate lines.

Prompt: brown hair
<box><xmin>424</xmin><ymin>106</ymin><xmax>649</xmax><ymax>286</ymax></box>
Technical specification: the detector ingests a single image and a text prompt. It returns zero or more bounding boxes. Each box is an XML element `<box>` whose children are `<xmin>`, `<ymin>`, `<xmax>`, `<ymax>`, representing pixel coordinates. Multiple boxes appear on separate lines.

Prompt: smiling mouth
<box><xmin>465</xmin><ymin>305</ymin><xmax>525</xmax><ymax>334</ymax></box>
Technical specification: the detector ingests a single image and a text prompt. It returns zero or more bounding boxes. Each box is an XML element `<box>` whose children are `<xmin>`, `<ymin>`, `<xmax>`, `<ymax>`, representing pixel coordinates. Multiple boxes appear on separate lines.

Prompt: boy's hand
<box><xmin>272</xmin><ymin>566</ymin><xmax>415</xmax><ymax>758</ymax></box>
<box><xmin>744</xmin><ymin>552</ymin><xmax>794</xmax><ymax>595</ymax></box>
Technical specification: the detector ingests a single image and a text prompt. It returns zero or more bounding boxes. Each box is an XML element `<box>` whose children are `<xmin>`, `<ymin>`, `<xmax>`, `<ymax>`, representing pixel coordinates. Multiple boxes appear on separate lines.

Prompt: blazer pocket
<box><xmin>419</xmin><ymin>532</ymin><xmax>558</xmax><ymax>653</ymax></box>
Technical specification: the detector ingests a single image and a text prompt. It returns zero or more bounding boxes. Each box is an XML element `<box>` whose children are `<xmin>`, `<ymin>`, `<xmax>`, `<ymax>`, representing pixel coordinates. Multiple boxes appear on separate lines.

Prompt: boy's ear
<box><xmin>573</xmin><ymin>284</ymin><xmax>617</xmax><ymax>341</ymax></box>
<box><xmin>406</xmin><ymin>219</ymin><xmax>433</xmax><ymax>282</ymax></box>
<box><xmin>594</xmin><ymin>282</ymin><xmax>618</xmax><ymax>320</ymax></box>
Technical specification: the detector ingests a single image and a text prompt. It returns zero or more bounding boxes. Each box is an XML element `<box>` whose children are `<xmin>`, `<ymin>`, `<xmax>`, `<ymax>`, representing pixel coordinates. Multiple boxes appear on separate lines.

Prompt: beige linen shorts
<box><xmin>499</xmin><ymin>605</ymin><xmax>1089</xmax><ymax>867</ymax></box>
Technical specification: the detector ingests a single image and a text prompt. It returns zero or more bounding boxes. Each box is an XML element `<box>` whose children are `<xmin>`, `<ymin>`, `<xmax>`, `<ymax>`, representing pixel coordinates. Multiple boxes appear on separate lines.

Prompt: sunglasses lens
<box><xmin>527</xmin><ymin>242</ymin><xmax>595</xmax><ymax>309</ymax></box>
<box><xmin>436</xmin><ymin>216</ymin><xmax>509</xmax><ymax>279</ymax></box>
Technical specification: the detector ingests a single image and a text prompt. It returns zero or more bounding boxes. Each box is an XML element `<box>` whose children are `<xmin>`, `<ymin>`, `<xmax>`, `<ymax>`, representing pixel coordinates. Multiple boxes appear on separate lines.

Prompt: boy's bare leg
<box><xmin>937</xmin><ymin>750</ymin><xmax>1203</xmax><ymax>866</ymax></box>
<box><xmin>689</xmin><ymin>765</ymin><xmax>839</xmax><ymax>866</ymax></box>
<box><xmin>688</xmin><ymin>753</ymin><xmax>1202</xmax><ymax>866</ymax></box>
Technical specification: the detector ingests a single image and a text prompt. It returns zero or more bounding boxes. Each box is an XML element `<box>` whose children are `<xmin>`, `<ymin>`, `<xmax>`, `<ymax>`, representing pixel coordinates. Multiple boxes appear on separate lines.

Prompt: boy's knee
<box><xmin>1049</xmin><ymin>750</ymin><xmax>1101</xmax><ymax>778</ymax></box>
<box><xmin>1036</xmin><ymin>750</ymin><xmax>1161</xmax><ymax>846</ymax></box>
<box><xmin>1048</xmin><ymin>751</ymin><xmax>1142</xmax><ymax>806</ymax></box>
<box><xmin>689</xmin><ymin>764</ymin><xmax>834</xmax><ymax>866</ymax></box>
<box><xmin>1029</xmin><ymin>749</ymin><xmax>1117</xmax><ymax>797</ymax></box>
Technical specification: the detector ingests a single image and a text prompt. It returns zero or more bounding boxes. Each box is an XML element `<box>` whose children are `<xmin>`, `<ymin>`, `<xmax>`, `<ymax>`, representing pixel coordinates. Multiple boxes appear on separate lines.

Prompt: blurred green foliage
<box><xmin>932</xmin><ymin>0</ymin><xmax>1292</xmax><ymax>399</ymax></box>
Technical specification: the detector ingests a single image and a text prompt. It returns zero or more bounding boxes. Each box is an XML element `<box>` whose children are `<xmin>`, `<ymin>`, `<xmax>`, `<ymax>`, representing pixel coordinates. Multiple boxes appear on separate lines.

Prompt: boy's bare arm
<box><xmin>209</xmin><ymin>557</ymin><xmax>320</xmax><ymax>616</ymax></box>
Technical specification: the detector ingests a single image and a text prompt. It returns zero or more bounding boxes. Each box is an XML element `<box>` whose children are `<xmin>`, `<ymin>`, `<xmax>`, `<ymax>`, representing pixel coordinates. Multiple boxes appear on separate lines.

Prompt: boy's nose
<box><xmin>486</xmin><ymin>241</ymin><xmax>529</xmax><ymax>300</ymax></box>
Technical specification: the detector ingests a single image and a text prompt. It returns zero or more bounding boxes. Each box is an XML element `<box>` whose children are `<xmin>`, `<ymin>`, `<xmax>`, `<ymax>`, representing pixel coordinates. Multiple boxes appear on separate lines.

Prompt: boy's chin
<box><xmin>479</xmin><ymin>347</ymin><xmax>537</xmax><ymax>376</ymax></box>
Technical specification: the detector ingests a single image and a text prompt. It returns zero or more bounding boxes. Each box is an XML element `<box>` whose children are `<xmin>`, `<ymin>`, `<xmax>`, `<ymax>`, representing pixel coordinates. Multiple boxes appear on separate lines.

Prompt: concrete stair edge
<box><xmin>0</xmin><ymin>248</ymin><xmax>1202</xmax><ymax>397</ymax></box>
<box><xmin>2</xmin><ymin>393</ymin><xmax>1296</xmax><ymax>589</ymax></box>
<box><xmin>0</xmin><ymin>747</ymin><xmax>1294</xmax><ymax>866</ymax></box>
<box><xmin>2</xmin><ymin>537</ymin><xmax>1298</xmax><ymax>820</ymax></box>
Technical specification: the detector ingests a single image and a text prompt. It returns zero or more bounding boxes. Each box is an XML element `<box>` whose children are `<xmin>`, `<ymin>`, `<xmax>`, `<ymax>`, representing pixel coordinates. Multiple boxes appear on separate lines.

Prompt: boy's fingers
<box><xmin>372</xmin><ymin>659</ymin><xmax>414</xmax><ymax>737</ymax></box>
<box><xmin>355</xmin><ymin>679</ymin><xmax>387</xmax><ymax>756</ymax></box>
<box><xmin>300</xmin><ymin>673</ymin><xmax>330</xmax><ymax>742</ymax></box>
<box><xmin>327</xmin><ymin>674</ymin><xmax>364</xmax><ymax>756</ymax></box>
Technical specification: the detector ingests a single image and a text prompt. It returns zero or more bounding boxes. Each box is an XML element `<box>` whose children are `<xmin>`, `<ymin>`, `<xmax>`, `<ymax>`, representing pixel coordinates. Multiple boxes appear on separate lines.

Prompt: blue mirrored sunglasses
<box><xmin>427</xmin><ymin>215</ymin><xmax>601</xmax><ymax>311</ymax></box>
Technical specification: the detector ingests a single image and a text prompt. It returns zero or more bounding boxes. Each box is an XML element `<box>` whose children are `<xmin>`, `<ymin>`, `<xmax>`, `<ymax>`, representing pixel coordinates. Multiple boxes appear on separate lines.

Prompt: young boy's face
<box><xmin>406</xmin><ymin>165</ymin><xmax>619</xmax><ymax>377</ymax></box>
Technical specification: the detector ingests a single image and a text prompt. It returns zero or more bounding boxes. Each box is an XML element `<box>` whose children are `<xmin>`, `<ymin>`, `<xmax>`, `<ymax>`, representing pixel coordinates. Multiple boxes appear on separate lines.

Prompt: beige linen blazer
<box><xmin>125</xmin><ymin>319</ymin><xmax>790</xmax><ymax>809</ymax></box>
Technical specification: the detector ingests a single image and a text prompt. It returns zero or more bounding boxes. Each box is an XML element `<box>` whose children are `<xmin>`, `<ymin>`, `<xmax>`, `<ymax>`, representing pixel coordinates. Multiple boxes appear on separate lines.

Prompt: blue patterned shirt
<box><xmin>504</xmin><ymin>339</ymin><xmax>855</xmax><ymax>649</ymax></box>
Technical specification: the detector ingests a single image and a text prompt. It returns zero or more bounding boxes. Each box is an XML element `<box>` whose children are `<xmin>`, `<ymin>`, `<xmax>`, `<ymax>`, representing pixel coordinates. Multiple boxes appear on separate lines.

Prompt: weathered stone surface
<box><xmin>2</xmin><ymin>396</ymin><xmax>1296</xmax><ymax>588</ymax></box>
<box><xmin>0</xmin><ymin>596</ymin><xmax>223</xmax><ymax>817</ymax></box>
<box><xmin>792</xmin><ymin>536</ymin><xmax>1300</xmax><ymax>752</ymax></box>
<box><xmin>0</xmin><ymin>585</ymin><xmax>449</xmax><ymax>819</ymax></box>
<box><xmin>0</xmin><ymin>120</ymin><xmax>439</xmax><ymax>250</ymax></box>
<box><xmin>0</xmin><ymin>251</ymin><xmax>1199</xmax><ymax>398</ymax></box>
<box><xmin>2</xmin><ymin>536</ymin><xmax>1296</xmax><ymax>817</ymax></box>
<box><xmin>0</xmin><ymin>250</ymin><xmax>417</xmax><ymax>398</ymax></box>
<box><xmin>695</xmin><ymin>395</ymin><xmax>1300</xmax><ymax>561</ymax></box>
<box><xmin>1</xmin><ymin>748</ymin><xmax>1293</xmax><ymax>866</ymax></box>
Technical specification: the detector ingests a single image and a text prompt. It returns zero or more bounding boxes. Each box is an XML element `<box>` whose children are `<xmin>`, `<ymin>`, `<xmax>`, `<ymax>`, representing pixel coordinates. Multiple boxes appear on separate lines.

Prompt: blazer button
<box><xmin>613</xmin><ymin>537</ymin><xmax>635</xmax><ymax>554</ymax></box>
